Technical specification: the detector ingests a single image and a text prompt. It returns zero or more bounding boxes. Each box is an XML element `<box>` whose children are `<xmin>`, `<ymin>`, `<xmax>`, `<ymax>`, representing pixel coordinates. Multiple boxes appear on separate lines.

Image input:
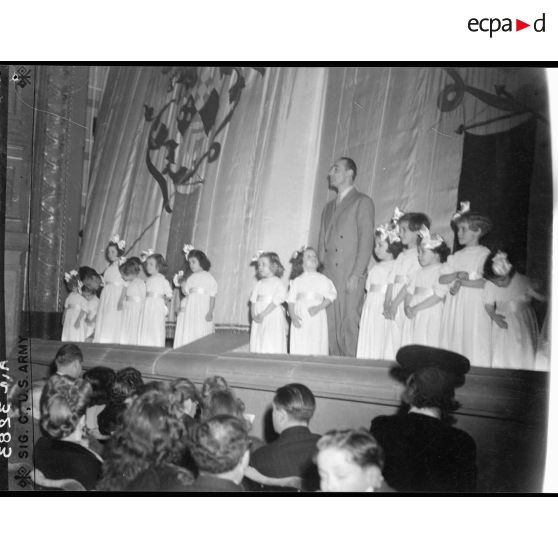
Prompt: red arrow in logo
<box><xmin>516</xmin><ymin>19</ymin><xmax>530</xmax><ymax>31</ymax></box>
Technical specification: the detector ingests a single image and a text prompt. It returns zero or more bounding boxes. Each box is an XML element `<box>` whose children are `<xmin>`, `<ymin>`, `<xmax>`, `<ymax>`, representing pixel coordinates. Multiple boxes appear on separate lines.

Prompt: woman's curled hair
<box><xmin>40</xmin><ymin>375</ymin><xmax>92</xmax><ymax>439</ymax></box>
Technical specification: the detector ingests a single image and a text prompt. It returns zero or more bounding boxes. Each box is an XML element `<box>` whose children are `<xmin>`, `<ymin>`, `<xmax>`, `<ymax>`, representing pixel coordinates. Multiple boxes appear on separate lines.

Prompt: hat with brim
<box><xmin>395</xmin><ymin>345</ymin><xmax>470</xmax><ymax>398</ymax></box>
<box><xmin>396</xmin><ymin>345</ymin><xmax>470</xmax><ymax>376</ymax></box>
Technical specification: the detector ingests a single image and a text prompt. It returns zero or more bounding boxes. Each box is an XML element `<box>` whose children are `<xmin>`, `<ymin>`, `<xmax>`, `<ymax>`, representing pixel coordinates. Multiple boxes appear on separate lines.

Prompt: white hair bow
<box><xmin>376</xmin><ymin>223</ymin><xmax>400</xmax><ymax>244</ymax></box>
<box><xmin>183</xmin><ymin>243</ymin><xmax>195</xmax><ymax>258</ymax></box>
<box><xmin>64</xmin><ymin>269</ymin><xmax>79</xmax><ymax>283</ymax></box>
<box><xmin>391</xmin><ymin>207</ymin><xmax>405</xmax><ymax>224</ymax></box>
<box><xmin>110</xmin><ymin>234</ymin><xmax>126</xmax><ymax>250</ymax></box>
<box><xmin>251</xmin><ymin>250</ymin><xmax>265</xmax><ymax>263</ymax></box>
<box><xmin>452</xmin><ymin>201</ymin><xmax>471</xmax><ymax>221</ymax></box>
<box><xmin>173</xmin><ymin>270</ymin><xmax>184</xmax><ymax>287</ymax></box>
<box><xmin>291</xmin><ymin>245</ymin><xmax>308</xmax><ymax>260</ymax></box>
<box><xmin>140</xmin><ymin>248</ymin><xmax>154</xmax><ymax>263</ymax></box>
<box><xmin>119</xmin><ymin>256</ymin><xmax>127</xmax><ymax>265</ymax></box>
<box><xmin>492</xmin><ymin>251</ymin><xmax>512</xmax><ymax>277</ymax></box>
<box><xmin>418</xmin><ymin>225</ymin><xmax>444</xmax><ymax>249</ymax></box>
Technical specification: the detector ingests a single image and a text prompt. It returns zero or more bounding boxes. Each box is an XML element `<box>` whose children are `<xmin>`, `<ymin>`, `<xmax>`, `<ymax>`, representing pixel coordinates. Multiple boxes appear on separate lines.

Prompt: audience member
<box><xmin>34</xmin><ymin>375</ymin><xmax>102</xmax><ymax>490</ymax></box>
<box><xmin>170</xmin><ymin>378</ymin><xmax>201</xmax><ymax>429</ymax></box>
<box><xmin>98</xmin><ymin>386</ymin><xmax>193</xmax><ymax>491</ymax></box>
<box><xmin>97</xmin><ymin>367</ymin><xmax>144</xmax><ymax>436</ymax></box>
<box><xmin>371</xmin><ymin>345</ymin><xmax>477</xmax><ymax>492</ymax></box>
<box><xmin>83</xmin><ymin>366</ymin><xmax>115</xmax><ymax>440</ymax></box>
<box><xmin>201</xmin><ymin>375</ymin><xmax>229</xmax><ymax>405</ymax></box>
<box><xmin>202</xmin><ymin>389</ymin><xmax>265</xmax><ymax>453</ymax></box>
<box><xmin>185</xmin><ymin>415</ymin><xmax>251</xmax><ymax>492</ymax></box>
<box><xmin>315</xmin><ymin>429</ymin><xmax>384</xmax><ymax>492</ymax></box>
<box><xmin>249</xmin><ymin>383</ymin><xmax>320</xmax><ymax>490</ymax></box>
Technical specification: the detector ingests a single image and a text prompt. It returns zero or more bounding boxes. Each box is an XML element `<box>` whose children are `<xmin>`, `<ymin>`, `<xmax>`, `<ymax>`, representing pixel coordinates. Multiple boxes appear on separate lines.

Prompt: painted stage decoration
<box><xmin>144</xmin><ymin>66</ymin><xmax>266</xmax><ymax>213</ymax></box>
<box><xmin>438</xmin><ymin>67</ymin><xmax>548</xmax><ymax>134</ymax></box>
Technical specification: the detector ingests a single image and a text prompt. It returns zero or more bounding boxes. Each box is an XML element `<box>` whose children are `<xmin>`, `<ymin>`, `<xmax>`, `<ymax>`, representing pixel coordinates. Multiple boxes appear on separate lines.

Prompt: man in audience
<box><xmin>185</xmin><ymin>415</ymin><xmax>251</xmax><ymax>492</ymax></box>
<box><xmin>249</xmin><ymin>383</ymin><xmax>320</xmax><ymax>490</ymax></box>
<box><xmin>371</xmin><ymin>345</ymin><xmax>477</xmax><ymax>493</ymax></box>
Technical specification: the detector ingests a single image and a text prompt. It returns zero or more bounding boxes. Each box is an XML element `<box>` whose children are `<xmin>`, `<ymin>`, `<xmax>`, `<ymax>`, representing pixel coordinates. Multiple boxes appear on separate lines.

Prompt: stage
<box><xmin>11</xmin><ymin>331</ymin><xmax>549</xmax><ymax>493</ymax></box>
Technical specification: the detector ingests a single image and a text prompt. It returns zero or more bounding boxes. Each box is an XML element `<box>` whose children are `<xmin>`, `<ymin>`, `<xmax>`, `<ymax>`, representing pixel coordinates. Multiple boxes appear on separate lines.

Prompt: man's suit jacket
<box><xmin>318</xmin><ymin>188</ymin><xmax>375</xmax><ymax>288</ymax></box>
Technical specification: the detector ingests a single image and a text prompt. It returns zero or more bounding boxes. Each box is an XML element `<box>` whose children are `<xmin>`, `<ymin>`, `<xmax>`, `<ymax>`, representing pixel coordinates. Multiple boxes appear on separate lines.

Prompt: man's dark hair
<box><xmin>83</xmin><ymin>366</ymin><xmax>115</xmax><ymax>406</ymax></box>
<box><xmin>273</xmin><ymin>383</ymin><xmax>316</xmax><ymax>423</ymax></box>
<box><xmin>54</xmin><ymin>343</ymin><xmax>83</xmax><ymax>369</ymax></box>
<box><xmin>339</xmin><ymin>157</ymin><xmax>357</xmax><ymax>180</ymax></box>
<box><xmin>189</xmin><ymin>415</ymin><xmax>250</xmax><ymax>474</ymax></box>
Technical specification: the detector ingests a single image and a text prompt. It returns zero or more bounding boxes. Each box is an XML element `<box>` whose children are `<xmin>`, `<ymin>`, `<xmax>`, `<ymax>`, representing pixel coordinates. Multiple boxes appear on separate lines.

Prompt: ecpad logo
<box><xmin>468</xmin><ymin>13</ymin><xmax>546</xmax><ymax>37</ymax></box>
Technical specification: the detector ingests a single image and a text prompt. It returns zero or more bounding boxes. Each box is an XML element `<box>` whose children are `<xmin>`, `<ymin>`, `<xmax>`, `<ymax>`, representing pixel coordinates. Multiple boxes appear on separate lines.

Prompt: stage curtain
<box><xmin>78</xmin><ymin>66</ymin><xmax>175</xmax><ymax>271</ymax></box>
<box><xmin>192</xmin><ymin>67</ymin><xmax>328</xmax><ymax>326</ymax></box>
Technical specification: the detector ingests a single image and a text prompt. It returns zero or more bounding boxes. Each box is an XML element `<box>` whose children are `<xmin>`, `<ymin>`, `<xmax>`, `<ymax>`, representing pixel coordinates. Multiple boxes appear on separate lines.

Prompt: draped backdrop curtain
<box><xmin>79</xmin><ymin>66</ymin><xmax>550</xmax><ymax>327</ymax></box>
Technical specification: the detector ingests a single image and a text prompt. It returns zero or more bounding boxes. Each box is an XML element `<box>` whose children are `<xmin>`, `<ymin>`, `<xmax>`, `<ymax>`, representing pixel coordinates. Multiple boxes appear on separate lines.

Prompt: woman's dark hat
<box><xmin>396</xmin><ymin>345</ymin><xmax>470</xmax><ymax>377</ymax></box>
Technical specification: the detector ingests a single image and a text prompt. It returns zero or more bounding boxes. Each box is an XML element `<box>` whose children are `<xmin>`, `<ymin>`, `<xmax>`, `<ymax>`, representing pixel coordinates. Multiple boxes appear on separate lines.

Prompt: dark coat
<box><xmin>371</xmin><ymin>412</ymin><xmax>477</xmax><ymax>493</ymax></box>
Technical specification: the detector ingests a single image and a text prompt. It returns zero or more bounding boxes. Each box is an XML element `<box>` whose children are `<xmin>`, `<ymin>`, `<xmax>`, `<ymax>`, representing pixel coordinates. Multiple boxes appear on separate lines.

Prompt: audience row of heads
<box><xmin>36</xmin><ymin>342</ymin><xmax>468</xmax><ymax>491</ymax></box>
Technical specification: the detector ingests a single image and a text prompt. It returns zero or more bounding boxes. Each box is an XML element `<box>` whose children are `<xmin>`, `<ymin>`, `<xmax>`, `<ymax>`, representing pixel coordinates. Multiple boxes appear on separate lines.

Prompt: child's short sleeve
<box><xmin>272</xmin><ymin>279</ymin><xmax>287</xmax><ymax>306</ymax></box>
<box><xmin>408</xmin><ymin>270</ymin><xmax>418</xmax><ymax>295</ymax></box>
<box><xmin>433</xmin><ymin>269</ymin><xmax>449</xmax><ymax>299</ymax></box>
<box><xmin>286</xmin><ymin>279</ymin><xmax>298</xmax><ymax>304</ymax></box>
<box><xmin>324</xmin><ymin>277</ymin><xmax>337</xmax><ymax>302</ymax></box>
<box><xmin>163</xmin><ymin>278</ymin><xmax>173</xmax><ymax>299</ymax></box>
<box><xmin>249</xmin><ymin>282</ymin><xmax>259</xmax><ymax>304</ymax></box>
<box><xmin>208</xmin><ymin>274</ymin><xmax>218</xmax><ymax>297</ymax></box>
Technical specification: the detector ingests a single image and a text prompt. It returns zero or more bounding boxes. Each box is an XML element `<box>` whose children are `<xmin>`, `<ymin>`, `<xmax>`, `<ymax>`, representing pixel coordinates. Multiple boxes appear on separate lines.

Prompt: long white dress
<box><xmin>174</xmin><ymin>270</ymin><xmax>218</xmax><ymax>348</ymax></box>
<box><xmin>137</xmin><ymin>273</ymin><xmax>173</xmax><ymax>347</ymax></box>
<box><xmin>84</xmin><ymin>295</ymin><xmax>99</xmax><ymax>341</ymax></box>
<box><xmin>250</xmin><ymin>276</ymin><xmax>288</xmax><ymax>354</ymax></box>
<box><xmin>357</xmin><ymin>260</ymin><xmax>395</xmax><ymax>359</ymax></box>
<box><xmin>405</xmin><ymin>263</ymin><xmax>447</xmax><ymax>348</ymax></box>
<box><xmin>439</xmin><ymin>245</ymin><xmax>491</xmax><ymax>367</ymax></box>
<box><xmin>287</xmin><ymin>271</ymin><xmax>337</xmax><ymax>356</ymax></box>
<box><xmin>120</xmin><ymin>277</ymin><xmax>146</xmax><ymax>345</ymax></box>
<box><xmin>94</xmin><ymin>262</ymin><xmax>125</xmax><ymax>343</ymax></box>
<box><xmin>385</xmin><ymin>247</ymin><xmax>421</xmax><ymax>358</ymax></box>
<box><xmin>482</xmin><ymin>273</ymin><xmax>539</xmax><ymax>370</ymax></box>
<box><xmin>61</xmin><ymin>291</ymin><xmax>88</xmax><ymax>342</ymax></box>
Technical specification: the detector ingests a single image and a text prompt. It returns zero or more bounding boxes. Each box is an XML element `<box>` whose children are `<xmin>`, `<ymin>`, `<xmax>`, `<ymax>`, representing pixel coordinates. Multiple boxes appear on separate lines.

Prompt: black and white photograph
<box><xmin>0</xmin><ymin>64</ymin><xmax>554</xmax><ymax>494</ymax></box>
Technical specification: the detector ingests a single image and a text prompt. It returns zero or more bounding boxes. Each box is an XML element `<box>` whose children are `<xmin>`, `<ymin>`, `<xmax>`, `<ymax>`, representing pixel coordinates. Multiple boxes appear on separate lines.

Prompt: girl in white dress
<box><xmin>61</xmin><ymin>270</ymin><xmax>88</xmax><ymax>342</ymax></box>
<box><xmin>384</xmin><ymin>211</ymin><xmax>431</xmax><ymax>356</ymax></box>
<box><xmin>173</xmin><ymin>248</ymin><xmax>218</xmax><ymax>348</ymax></box>
<box><xmin>357</xmin><ymin>224</ymin><xmax>402</xmax><ymax>359</ymax></box>
<box><xmin>82</xmin><ymin>286</ymin><xmax>99</xmax><ymax>341</ymax></box>
<box><xmin>137</xmin><ymin>253</ymin><xmax>173</xmax><ymax>347</ymax></box>
<box><xmin>94</xmin><ymin>236</ymin><xmax>126</xmax><ymax>343</ymax></box>
<box><xmin>118</xmin><ymin>257</ymin><xmax>146</xmax><ymax>345</ymax></box>
<box><xmin>482</xmin><ymin>250</ymin><xmax>542</xmax><ymax>370</ymax></box>
<box><xmin>287</xmin><ymin>247</ymin><xmax>337</xmax><ymax>356</ymax></box>
<box><xmin>403</xmin><ymin>226</ymin><xmax>450</xmax><ymax>348</ymax></box>
<box><xmin>250</xmin><ymin>252</ymin><xmax>288</xmax><ymax>354</ymax></box>
<box><xmin>439</xmin><ymin>203</ymin><xmax>492</xmax><ymax>367</ymax></box>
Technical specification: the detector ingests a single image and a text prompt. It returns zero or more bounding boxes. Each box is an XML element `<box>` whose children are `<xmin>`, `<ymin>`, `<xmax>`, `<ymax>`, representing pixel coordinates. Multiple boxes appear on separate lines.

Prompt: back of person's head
<box><xmin>483</xmin><ymin>249</ymin><xmax>516</xmax><ymax>282</ymax></box>
<box><xmin>54</xmin><ymin>344</ymin><xmax>84</xmax><ymax>377</ymax></box>
<box><xmin>40</xmin><ymin>375</ymin><xmax>92</xmax><ymax>439</ymax></box>
<box><xmin>201</xmin><ymin>389</ymin><xmax>246</xmax><ymax>422</ymax></box>
<box><xmin>120</xmin><ymin>257</ymin><xmax>141</xmax><ymax>278</ymax></box>
<box><xmin>189</xmin><ymin>415</ymin><xmax>250</xmax><ymax>475</ymax></box>
<box><xmin>399</xmin><ymin>212</ymin><xmax>431</xmax><ymax>232</ymax></box>
<box><xmin>83</xmin><ymin>366</ymin><xmax>115</xmax><ymax>406</ymax></box>
<box><xmin>201</xmin><ymin>375</ymin><xmax>229</xmax><ymax>404</ymax></box>
<box><xmin>404</xmin><ymin>366</ymin><xmax>460</xmax><ymax>414</ymax></box>
<box><xmin>79</xmin><ymin>266</ymin><xmax>102</xmax><ymax>292</ymax></box>
<box><xmin>110</xmin><ymin>367</ymin><xmax>144</xmax><ymax>401</ymax></box>
<box><xmin>99</xmin><ymin>386</ymin><xmax>188</xmax><ymax>490</ymax></box>
<box><xmin>273</xmin><ymin>383</ymin><xmax>316</xmax><ymax>423</ymax></box>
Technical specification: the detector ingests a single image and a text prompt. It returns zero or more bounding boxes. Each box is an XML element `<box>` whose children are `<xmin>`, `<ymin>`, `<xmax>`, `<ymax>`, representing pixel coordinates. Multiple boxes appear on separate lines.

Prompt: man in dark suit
<box><xmin>250</xmin><ymin>383</ymin><xmax>320</xmax><ymax>490</ymax></box>
<box><xmin>371</xmin><ymin>345</ymin><xmax>477</xmax><ymax>493</ymax></box>
<box><xmin>185</xmin><ymin>415</ymin><xmax>250</xmax><ymax>492</ymax></box>
<box><xmin>318</xmin><ymin>157</ymin><xmax>375</xmax><ymax>356</ymax></box>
